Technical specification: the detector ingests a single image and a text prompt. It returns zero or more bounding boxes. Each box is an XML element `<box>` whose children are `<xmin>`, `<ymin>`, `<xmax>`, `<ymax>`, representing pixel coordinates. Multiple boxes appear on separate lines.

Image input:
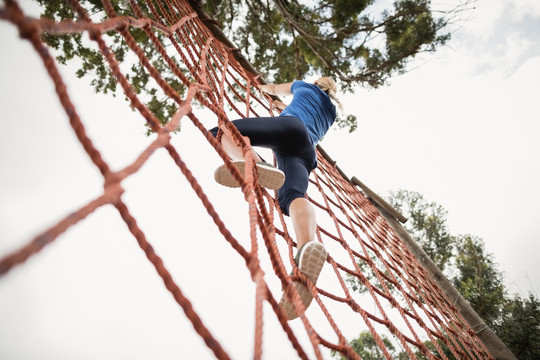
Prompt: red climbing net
<box><xmin>0</xmin><ymin>0</ymin><xmax>493</xmax><ymax>359</ymax></box>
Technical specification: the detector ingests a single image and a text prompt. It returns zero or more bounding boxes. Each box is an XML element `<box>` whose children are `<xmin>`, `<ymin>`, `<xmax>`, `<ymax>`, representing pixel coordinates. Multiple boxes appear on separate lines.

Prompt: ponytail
<box><xmin>315</xmin><ymin>77</ymin><xmax>344</xmax><ymax>112</ymax></box>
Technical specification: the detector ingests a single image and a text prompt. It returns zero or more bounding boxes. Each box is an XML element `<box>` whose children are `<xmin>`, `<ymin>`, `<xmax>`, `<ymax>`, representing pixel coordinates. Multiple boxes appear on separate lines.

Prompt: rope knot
<box><xmin>103</xmin><ymin>173</ymin><xmax>125</xmax><ymax>204</ymax></box>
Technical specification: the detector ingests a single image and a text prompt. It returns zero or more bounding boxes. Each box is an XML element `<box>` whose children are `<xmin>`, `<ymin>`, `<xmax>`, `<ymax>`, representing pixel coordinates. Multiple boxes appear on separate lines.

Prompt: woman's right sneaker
<box><xmin>279</xmin><ymin>241</ymin><xmax>327</xmax><ymax>320</ymax></box>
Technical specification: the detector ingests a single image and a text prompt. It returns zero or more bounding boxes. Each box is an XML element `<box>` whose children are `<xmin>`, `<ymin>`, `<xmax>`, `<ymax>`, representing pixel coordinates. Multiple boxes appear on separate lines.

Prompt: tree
<box><xmin>203</xmin><ymin>0</ymin><xmax>472</xmax><ymax>90</ymax></box>
<box><xmin>34</xmin><ymin>0</ymin><xmax>474</xmax><ymax>132</ymax></box>
<box><xmin>36</xmin><ymin>0</ymin><xmax>186</xmax><ymax>131</ymax></box>
<box><xmin>347</xmin><ymin>190</ymin><xmax>455</xmax><ymax>297</ymax></box>
<box><xmin>387</xmin><ymin>189</ymin><xmax>454</xmax><ymax>271</ymax></box>
<box><xmin>386</xmin><ymin>191</ymin><xmax>506</xmax><ymax>326</ymax></box>
<box><xmin>386</xmin><ymin>191</ymin><xmax>540</xmax><ymax>358</ymax></box>
<box><xmin>331</xmin><ymin>331</ymin><xmax>407</xmax><ymax>360</ymax></box>
<box><xmin>345</xmin><ymin>190</ymin><xmax>537</xmax><ymax>358</ymax></box>
<box><xmin>494</xmin><ymin>293</ymin><xmax>540</xmax><ymax>359</ymax></box>
<box><xmin>452</xmin><ymin>234</ymin><xmax>506</xmax><ymax>328</ymax></box>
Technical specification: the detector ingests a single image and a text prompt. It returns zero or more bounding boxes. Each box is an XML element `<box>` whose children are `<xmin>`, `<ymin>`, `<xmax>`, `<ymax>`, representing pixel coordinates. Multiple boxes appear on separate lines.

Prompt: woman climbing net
<box><xmin>211</xmin><ymin>77</ymin><xmax>343</xmax><ymax>319</ymax></box>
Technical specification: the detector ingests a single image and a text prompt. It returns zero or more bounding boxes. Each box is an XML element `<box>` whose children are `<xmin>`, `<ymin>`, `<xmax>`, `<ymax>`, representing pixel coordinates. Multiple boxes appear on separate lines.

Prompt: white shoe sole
<box><xmin>279</xmin><ymin>242</ymin><xmax>327</xmax><ymax>320</ymax></box>
<box><xmin>214</xmin><ymin>160</ymin><xmax>285</xmax><ymax>190</ymax></box>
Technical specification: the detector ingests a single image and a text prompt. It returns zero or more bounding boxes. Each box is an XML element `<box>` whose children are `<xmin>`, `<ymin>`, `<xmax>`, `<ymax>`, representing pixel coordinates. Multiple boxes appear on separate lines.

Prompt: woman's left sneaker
<box><xmin>214</xmin><ymin>160</ymin><xmax>285</xmax><ymax>190</ymax></box>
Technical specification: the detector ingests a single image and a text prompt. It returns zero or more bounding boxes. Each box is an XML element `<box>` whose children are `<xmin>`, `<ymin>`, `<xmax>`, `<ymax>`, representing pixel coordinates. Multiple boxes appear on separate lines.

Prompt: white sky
<box><xmin>1</xmin><ymin>0</ymin><xmax>539</xmax><ymax>359</ymax></box>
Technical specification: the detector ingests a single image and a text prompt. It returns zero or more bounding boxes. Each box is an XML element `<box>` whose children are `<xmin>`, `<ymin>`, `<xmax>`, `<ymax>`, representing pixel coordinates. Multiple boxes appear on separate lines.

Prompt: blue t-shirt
<box><xmin>280</xmin><ymin>80</ymin><xmax>337</xmax><ymax>145</ymax></box>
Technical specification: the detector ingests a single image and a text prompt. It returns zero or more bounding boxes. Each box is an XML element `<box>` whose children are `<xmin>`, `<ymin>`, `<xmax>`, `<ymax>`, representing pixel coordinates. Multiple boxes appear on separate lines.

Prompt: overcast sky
<box><xmin>1</xmin><ymin>0</ymin><xmax>539</xmax><ymax>359</ymax></box>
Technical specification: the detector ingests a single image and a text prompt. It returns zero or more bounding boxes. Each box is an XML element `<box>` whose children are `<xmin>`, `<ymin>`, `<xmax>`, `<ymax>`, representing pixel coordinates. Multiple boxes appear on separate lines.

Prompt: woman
<box><xmin>210</xmin><ymin>77</ymin><xmax>342</xmax><ymax>319</ymax></box>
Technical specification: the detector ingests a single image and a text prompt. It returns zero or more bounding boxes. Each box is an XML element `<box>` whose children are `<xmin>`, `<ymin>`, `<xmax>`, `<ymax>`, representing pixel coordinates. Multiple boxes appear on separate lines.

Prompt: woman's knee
<box><xmin>278</xmin><ymin>189</ymin><xmax>305</xmax><ymax>216</ymax></box>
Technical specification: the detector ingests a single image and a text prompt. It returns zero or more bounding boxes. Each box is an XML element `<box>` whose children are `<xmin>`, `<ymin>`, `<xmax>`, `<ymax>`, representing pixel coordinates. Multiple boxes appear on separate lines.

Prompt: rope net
<box><xmin>0</xmin><ymin>0</ymin><xmax>492</xmax><ymax>359</ymax></box>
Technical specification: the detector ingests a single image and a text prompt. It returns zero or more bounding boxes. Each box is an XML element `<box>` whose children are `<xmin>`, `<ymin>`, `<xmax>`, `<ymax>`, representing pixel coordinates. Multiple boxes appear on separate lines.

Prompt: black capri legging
<box><xmin>210</xmin><ymin>116</ymin><xmax>317</xmax><ymax>216</ymax></box>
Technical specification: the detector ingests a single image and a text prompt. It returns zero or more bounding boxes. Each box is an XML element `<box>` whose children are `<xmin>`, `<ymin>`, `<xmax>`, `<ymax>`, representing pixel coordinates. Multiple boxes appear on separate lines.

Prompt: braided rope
<box><xmin>0</xmin><ymin>0</ymin><xmax>494</xmax><ymax>359</ymax></box>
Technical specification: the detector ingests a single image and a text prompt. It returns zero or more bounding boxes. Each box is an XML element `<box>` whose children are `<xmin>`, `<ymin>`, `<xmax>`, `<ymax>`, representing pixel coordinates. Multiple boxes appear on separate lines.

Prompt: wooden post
<box><xmin>373</xmin><ymin>202</ymin><xmax>518</xmax><ymax>360</ymax></box>
<box><xmin>350</xmin><ymin>176</ymin><xmax>408</xmax><ymax>223</ymax></box>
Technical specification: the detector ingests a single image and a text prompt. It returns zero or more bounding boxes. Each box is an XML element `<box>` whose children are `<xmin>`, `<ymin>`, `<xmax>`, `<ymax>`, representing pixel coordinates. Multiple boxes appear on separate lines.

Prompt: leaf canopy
<box><xmin>203</xmin><ymin>0</ymin><xmax>457</xmax><ymax>90</ymax></box>
<box><xmin>35</xmin><ymin>0</ymin><xmax>471</xmax><ymax>131</ymax></box>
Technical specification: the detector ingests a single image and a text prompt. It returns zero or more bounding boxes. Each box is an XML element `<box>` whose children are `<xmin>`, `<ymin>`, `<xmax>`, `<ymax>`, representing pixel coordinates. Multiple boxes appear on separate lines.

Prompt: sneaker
<box><xmin>279</xmin><ymin>241</ymin><xmax>327</xmax><ymax>320</ymax></box>
<box><xmin>214</xmin><ymin>160</ymin><xmax>285</xmax><ymax>190</ymax></box>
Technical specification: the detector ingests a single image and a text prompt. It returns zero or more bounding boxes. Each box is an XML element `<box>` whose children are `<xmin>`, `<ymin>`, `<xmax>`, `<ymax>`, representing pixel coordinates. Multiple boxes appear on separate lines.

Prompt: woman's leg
<box><xmin>279</xmin><ymin>196</ymin><xmax>326</xmax><ymax>321</ymax></box>
<box><xmin>212</xmin><ymin>116</ymin><xmax>318</xmax><ymax>246</ymax></box>
<box><xmin>288</xmin><ymin>197</ymin><xmax>316</xmax><ymax>249</ymax></box>
<box><xmin>211</xmin><ymin>117</ymin><xmax>302</xmax><ymax>189</ymax></box>
<box><xmin>221</xmin><ymin>131</ymin><xmax>262</xmax><ymax>162</ymax></box>
<box><xmin>211</xmin><ymin>118</ymin><xmax>323</xmax><ymax>319</ymax></box>
<box><xmin>210</xmin><ymin>116</ymin><xmax>307</xmax><ymax>154</ymax></box>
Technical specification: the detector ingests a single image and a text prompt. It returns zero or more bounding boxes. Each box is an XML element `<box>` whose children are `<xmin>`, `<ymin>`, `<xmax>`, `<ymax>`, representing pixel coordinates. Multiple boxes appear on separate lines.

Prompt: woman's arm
<box><xmin>259</xmin><ymin>82</ymin><xmax>293</xmax><ymax>96</ymax></box>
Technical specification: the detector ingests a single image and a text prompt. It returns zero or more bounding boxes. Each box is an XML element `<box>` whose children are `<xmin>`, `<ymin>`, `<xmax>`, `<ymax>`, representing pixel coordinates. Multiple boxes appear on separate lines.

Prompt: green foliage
<box><xmin>385</xmin><ymin>191</ymin><xmax>507</xmax><ymax>327</ymax></box>
<box><xmin>35</xmin><ymin>0</ymin><xmax>185</xmax><ymax>132</ymax></box>
<box><xmin>386</xmin><ymin>190</ymin><xmax>506</xmax><ymax>327</ymax></box>
<box><xmin>387</xmin><ymin>189</ymin><xmax>454</xmax><ymax>271</ymax></box>
<box><xmin>347</xmin><ymin>189</ymin><xmax>454</xmax><ymax>299</ymax></box>
<box><xmin>332</xmin><ymin>329</ymin><xmax>475</xmax><ymax>360</ymax></box>
<box><xmin>335</xmin><ymin>114</ymin><xmax>358</xmax><ymax>133</ymax></box>
<box><xmin>331</xmin><ymin>331</ymin><xmax>405</xmax><ymax>360</ymax></box>
<box><xmin>494</xmin><ymin>293</ymin><xmax>540</xmax><ymax>359</ymax></box>
<box><xmin>452</xmin><ymin>235</ymin><xmax>506</xmax><ymax>327</ymax></box>
<box><xmin>415</xmin><ymin>338</ymin><xmax>455</xmax><ymax>360</ymax></box>
<box><xmin>35</xmin><ymin>0</ymin><xmax>469</xmax><ymax>133</ymax></box>
<box><xmin>344</xmin><ymin>189</ymin><xmax>537</xmax><ymax>358</ymax></box>
<box><xmin>204</xmin><ymin>0</ymin><xmax>459</xmax><ymax>91</ymax></box>
<box><xmin>203</xmin><ymin>0</ymin><xmax>468</xmax><ymax>132</ymax></box>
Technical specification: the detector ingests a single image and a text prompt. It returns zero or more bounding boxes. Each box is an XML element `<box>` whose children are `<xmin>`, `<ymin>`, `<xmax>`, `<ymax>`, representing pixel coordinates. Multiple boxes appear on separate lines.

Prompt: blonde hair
<box><xmin>315</xmin><ymin>77</ymin><xmax>343</xmax><ymax>112</ymax></box>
